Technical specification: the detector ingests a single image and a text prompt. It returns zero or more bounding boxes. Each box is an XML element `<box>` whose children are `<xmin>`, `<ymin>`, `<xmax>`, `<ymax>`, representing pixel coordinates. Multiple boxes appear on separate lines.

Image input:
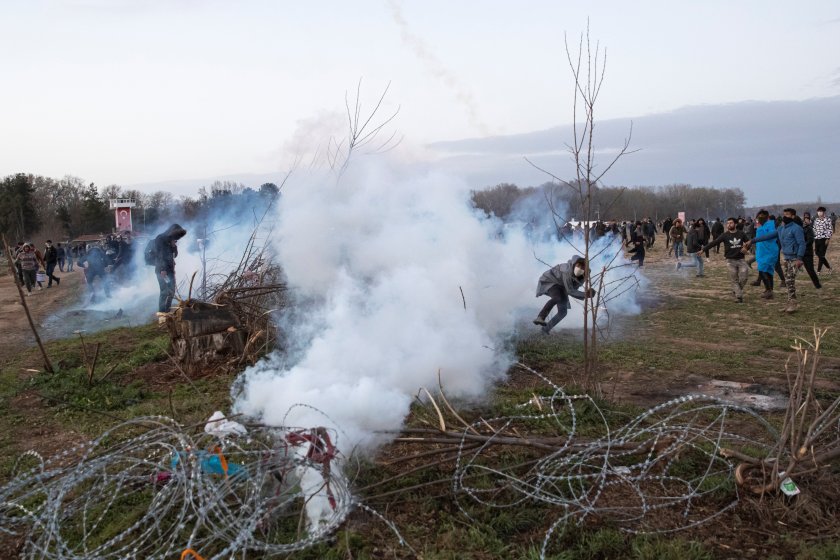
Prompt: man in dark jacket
<box><xmin>56</xmin><ymin>243</ymin><xmax>66</xmax><ymax>272</ymax></box>
<box><xmin>801</xmin><ymin>216</ymin><xmax>822</xmax><ymax>289</ymax></box>
<box><xmin>749</xmin><ymin>208</ymin><xmax>806</xmax><ymax>313</ymax></box>
<box><xmin>701</xmin><ymin>218</ymin><xmax>750</xmax><ymax>303</ymax></box>
<box><xmin>677</xmin><ymin>222</ymin><xmax>705</xmax><ymax>276</ymax></box>
<box><xmin>78</xmin><ymin>243</ymin><xmax>109</xmax><ymax>303</ymax></box>
<box><xmin>662</xmin><ymin>217</ymin><xmax>673</xmax><ymax>249</ymax></box>
<box><xmin>43</xmin><ymin>240</ymin><xmax>61</xmax><ymax>287</ymax></box>
<box><xmin>710</xmin><ymin>218</ymin><xmax>724</xmax><ymax>254</ymax></box>
<box><xmin>154</xmin><ymin>224</ymin><xmax>187</xmax><ymax>313</ymax></box>
<box><xmin>532</xmin><ymin>255</ymin><xmax>596</xmax><ymax>334</ymax></box>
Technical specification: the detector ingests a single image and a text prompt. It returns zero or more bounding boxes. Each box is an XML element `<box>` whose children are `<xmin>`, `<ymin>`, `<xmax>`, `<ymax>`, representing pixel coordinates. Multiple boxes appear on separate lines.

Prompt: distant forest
<box><xmin>3</xmin><ymin>171</ymin><xmax>832</xmax><ymax>245</ymax></box>
<box><xmin>0</xmin><ymin>173</ymin><xmax>279</xmax><ymax>244</ymax></box>
<box><xmin>470</xmin><ymin>181</ymin><xmax>749</xmax><ymax>223</ymax></box>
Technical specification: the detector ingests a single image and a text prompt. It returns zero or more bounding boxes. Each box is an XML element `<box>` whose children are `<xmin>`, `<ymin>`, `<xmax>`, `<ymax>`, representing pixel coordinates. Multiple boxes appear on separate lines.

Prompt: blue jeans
<box><xmin>673</xmin><ymin>241</ymin><xmax>684</xmax><ymax>259</ymax></box>
<box><xmin>681</xmin><ymin>252</ymin><xmax>704</xmax><ymax>275</ymax></box>
<box><xmin>157</xmin><ymin>271</ymin><xmax>176</xmax><ymax>312</ymax></box>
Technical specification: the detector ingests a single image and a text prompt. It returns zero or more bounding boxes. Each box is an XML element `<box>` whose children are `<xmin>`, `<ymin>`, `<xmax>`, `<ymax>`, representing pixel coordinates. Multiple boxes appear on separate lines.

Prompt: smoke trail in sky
<box><xmin>387</xmin><ymin>0</ymin><xmax>491</xmax><ymax>137</ymax></box>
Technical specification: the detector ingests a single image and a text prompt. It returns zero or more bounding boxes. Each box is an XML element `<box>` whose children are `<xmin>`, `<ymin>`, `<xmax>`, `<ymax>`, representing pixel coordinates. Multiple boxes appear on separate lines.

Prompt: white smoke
<box><xmin>232</xmin><ymin>160</ymin><xmax>643</xmax><ymax>452</ymax></box>
<box><xmin>79</xmin><ymin>199</ymin><xmax>279</xmax><ymax>324</ymax></box>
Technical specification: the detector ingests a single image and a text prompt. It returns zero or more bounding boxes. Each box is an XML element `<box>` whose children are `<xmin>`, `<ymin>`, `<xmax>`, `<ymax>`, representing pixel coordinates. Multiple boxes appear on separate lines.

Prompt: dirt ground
<box><xmin>0</xmin><ymin>267</ymin><xmax>92</xmax><ymax>477</ymax></box>
<box><xmin>0</xmin><ymin>266</ymin><xmax>86</xmax><ymax>362</ymax></box>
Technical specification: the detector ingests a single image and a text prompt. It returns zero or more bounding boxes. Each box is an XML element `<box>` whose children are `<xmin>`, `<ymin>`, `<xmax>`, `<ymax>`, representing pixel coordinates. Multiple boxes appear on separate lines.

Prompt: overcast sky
<box><xmin>1</xmin><ymin>0</ymin><xmax>838</xmax><ymax>203</ymax></box>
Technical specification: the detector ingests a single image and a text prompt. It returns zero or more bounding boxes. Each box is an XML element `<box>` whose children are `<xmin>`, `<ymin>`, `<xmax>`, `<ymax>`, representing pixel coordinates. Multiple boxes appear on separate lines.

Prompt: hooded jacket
<box><xmin>752</xmin><ymin>220</ymin><xmax>805</xmax><ymax>261</ymax></box>
<box><xmin>754</xmin><ymin>220</ymin><xmax>779</xmax><ymax>274</ymax></box>
<box><xmin>685</xmin><ymin>227</ymin><xmax>703</xmax><ymax>253</ymax></box>
<box><xmin>536</xmin><ymin>255</ymin><xmax>587</xmax><ymax>308</ymax></box>
<box><xmin>154</xmin><ymin>224</ymin><xmax>187</xmax><ymax>274</ymax></box>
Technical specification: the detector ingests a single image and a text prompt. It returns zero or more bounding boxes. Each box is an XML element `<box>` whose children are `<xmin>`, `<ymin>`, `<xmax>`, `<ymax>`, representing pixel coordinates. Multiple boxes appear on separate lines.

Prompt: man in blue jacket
<box><xmin>749</xmin><ymin>208</ymin><xmax>805</xmax><ymax>313</ymax></box>
<box><xmin>752</xmin><ymin>210</ymin><xmax>779</xmax><ymax>299</ymax></box>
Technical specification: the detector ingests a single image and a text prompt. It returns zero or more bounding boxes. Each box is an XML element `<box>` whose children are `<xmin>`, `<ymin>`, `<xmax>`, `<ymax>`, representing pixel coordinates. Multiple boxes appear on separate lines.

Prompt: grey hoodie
<box><xmin>536</xmin><ymin>255</ymin><xmax>587</xmax><ymax>307</ymax></box>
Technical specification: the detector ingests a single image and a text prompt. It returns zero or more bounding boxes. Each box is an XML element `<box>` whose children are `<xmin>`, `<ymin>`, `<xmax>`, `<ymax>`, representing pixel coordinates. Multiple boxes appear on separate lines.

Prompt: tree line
<box><xmin>0</xmin><ymin>173</ymin><xmax>280</xmax><ymax>243</ymax></box>
<box><xmin>471</xmin><ymin>181</ymin><xmax>747</xmax><ymax>223</ymax></box>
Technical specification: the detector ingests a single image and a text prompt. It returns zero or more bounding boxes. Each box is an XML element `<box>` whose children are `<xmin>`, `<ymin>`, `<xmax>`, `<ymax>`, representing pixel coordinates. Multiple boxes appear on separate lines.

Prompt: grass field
<box><xmin>1</xmin><ymin>241</ymin><xmax>838</xmax><ymax>558</ymax></box>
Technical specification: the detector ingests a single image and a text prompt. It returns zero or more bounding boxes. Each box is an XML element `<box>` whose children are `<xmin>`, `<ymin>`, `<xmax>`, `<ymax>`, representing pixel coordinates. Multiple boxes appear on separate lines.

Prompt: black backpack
<box><xmin>144</xmin><ymin>238</ymin><xmax>157</xmax><ymax>266</ymax></box>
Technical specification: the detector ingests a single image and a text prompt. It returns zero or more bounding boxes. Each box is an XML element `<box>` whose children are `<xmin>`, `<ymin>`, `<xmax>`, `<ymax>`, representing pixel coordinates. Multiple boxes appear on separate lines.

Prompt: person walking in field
<box><xmin>710</xmin><ymin>218</ymin><xmax>724</xmax><ymax>255</ymax></box>
<box><xmin>813</xmin><ymin>206</ymin><xmax>833</xmax><ymax>274</ymax></box>
<box><xmin>13</xmin><ymin>243</ymin><xmax>43</xmax><ymax>295</ymax></box>
<box><xmin>56</xmin><ymin>243</ymin><xmax>66</xmax><ymax>272</ymax></box>
<box><xmin>800</xmin><ymin>215</ymin><xmax>822</xmax><ymax>290</ymax></box>
<box><xmin>42</xmin><ymin>240</ymin><xmax>61</xmax><ymax>288</ymax></box>
<box><xmin>751</xmin><ymin>210</ymin><xmax>779</xmax><ymax>299</ymax></box>
<box><xmin>669</xmin><ymin>218</ymin><xmax>687</xmax><ymax>261</ymax></box>
<box><xmin>700</xmin><ymin>218</ymin><xmax>750</xmax><ymax>303</ymax></box>
<box><xmin>749</xmin><ymin>208</ymin><xmax>806</xmax><ymax>313</ymax></box>
<box><xmin>677</xmin><ymin>220</ymin><xmax>705</xmax><ymax>277</ymax></box>
<box><xmin>662</xmin><ymin>216</ymin><xmax>673</xmax><ymax>252</ymax></box>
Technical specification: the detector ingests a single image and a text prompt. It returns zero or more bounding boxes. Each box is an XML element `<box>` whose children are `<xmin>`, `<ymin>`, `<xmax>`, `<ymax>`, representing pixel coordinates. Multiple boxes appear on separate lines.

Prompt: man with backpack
<box><xmin>147</xmin><ymin>224</ymin><xmax>187</xmax><ymax>313</ymax></box>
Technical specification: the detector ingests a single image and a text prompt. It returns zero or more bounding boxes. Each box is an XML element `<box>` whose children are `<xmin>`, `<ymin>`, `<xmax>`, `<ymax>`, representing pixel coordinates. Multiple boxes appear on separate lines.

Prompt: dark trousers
<box><xmin>758</xmin><ymin>271</ymin><xmax>774</xmax><ymax>291</ymax></box>
<box><xmin>775</xmin><ymin>260</ymin><xmax>786</xmax><ymax>284</ymax></box>
<box><xmin>85</xmin><ymin>269</ymin><xmax>110</xmax><ymax>302</ymax></box>
<box><xmin>802</xmin><ymin>255</ymin><xmax>821</xmax><ymax>288</ymax></box>
<box><xmin>15</xmin><ymin>263</ymin><xmax>23</xmax><ymax>286</ymax></box>
<box><xmin>157</xmin><ymin>272</ymin><xmax>176</xmax><ymax>313</ymax></box>
<box><xmin>45</xmin><ymin>262</ymin><xmax>59</xmax><ymax>286</ymax></box>
<box><xmin>538</xmin><ymin>285</ymin><xmax>570</xmax><ymax>333</ymax></box>
<box><xmin>58</xmin><ymin>258</ymin><xmax>65</xmax><ymax>272</ymax></box>
<box><xmin>815</xmin><ymin>239</ymin><xmax>831</xmax><ymax>271</ymax></box>
<box><xmin>629</xmin><ymin>244</ymin><xmax>645</xmax><ymax>266</ymax></box>
<box><xmin>21</xmin><ymin>268</ymin><xmax>36</xmax><ymax>292</ymax></box>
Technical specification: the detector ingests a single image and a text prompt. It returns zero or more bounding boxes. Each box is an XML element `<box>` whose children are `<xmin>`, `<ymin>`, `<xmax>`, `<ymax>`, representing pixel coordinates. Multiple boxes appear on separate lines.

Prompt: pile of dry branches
<box><xmin>166</xmin><ymin>215</ymin><xmax>289</xmax><ymax>373</ymax></box>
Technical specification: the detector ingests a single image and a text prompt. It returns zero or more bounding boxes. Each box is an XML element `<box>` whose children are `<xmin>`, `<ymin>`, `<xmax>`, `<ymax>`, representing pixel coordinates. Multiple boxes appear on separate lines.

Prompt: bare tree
<box><xmin>325</xmin><ymin>79</ymin><xmax>403</xmax><ymax>177</ymax></box>
<box><xmin>528</xmin><ymin>24</ymin><xmax>636</xmax><ymax>394</ymax></box>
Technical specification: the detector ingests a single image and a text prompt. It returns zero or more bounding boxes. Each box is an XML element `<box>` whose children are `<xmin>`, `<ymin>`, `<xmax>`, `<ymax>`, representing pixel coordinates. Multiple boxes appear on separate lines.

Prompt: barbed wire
<box><xmin>448</xmin><ymin>365</ymin><xmax>779</xmax><ymax>558</ymax></box>
<box><xmin>1</xmin><ymin>415</ymin><xmax>363</xmax><ymax>559</ymax></box>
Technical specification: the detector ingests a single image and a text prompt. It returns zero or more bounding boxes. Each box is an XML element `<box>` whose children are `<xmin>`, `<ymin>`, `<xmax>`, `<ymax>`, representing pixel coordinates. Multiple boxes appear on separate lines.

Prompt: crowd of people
<box><xmin>7</xmin><ymin>223</ymin><xmax>190</xmax><ymax>318</ymax></box>
<box><xmin>10</xmin><ymin>233</ymin><xmax>136</xmax><ymax>301</ymax></box>
<box><xmin>534</xmin><ymin>206</ymin><xmax>834</xmax><ymax>331</ymax></box>
<box><xmin>627</xmin><ymin>207</ymin><xmax>834</xmax><ymax>313</ymax></box>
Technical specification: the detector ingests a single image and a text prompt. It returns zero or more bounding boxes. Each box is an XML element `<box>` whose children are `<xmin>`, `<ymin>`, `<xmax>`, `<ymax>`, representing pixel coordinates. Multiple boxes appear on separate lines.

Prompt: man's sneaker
<box><xmin>784</xmin><ymin>300</ymin><xmax>799</xmax><ymax>313</ymax></box>
<box><xmin>737</xmin><ymin>295</ymin><xmax>744</xmax><ymax>303</ymax></box>
<box><xmin>779</xmin><ymin>281</ymin><xmax>786</xmax><ymax>287</ymax></box>
<box><xmin>532</xmin><ymin>317</ymin><xmax>547</xmax><ymax>326</ymax></box>
<box><xmin>55</xmin><ymin>277</ymin><xmax>60</xmax><ymax>286</ymax></box>
<box><xmin>750</xmin><ymin>280</ymin><xmax>761</xmax><ymax>286</ymax></box>
<box><xmin>675</xmin><ymin>262</ymin><xmax>681</xmax><ymax>270</ymax></box>
<box><xmin>760</xmin><ymin>290</ymin><xmax>774</xmax><ymax>299</ymax></box>
<box><xmin>696</xmin><ymin>274</ymin><xmax>705</xmax><ymax>277</ymax></box>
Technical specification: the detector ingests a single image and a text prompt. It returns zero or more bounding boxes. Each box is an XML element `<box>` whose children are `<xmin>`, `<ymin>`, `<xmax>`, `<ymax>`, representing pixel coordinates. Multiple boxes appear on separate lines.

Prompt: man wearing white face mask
<box><xmin>533</xmin><ymin>255</ymin><xmax>596</xmax><ymax>334</ymax></box>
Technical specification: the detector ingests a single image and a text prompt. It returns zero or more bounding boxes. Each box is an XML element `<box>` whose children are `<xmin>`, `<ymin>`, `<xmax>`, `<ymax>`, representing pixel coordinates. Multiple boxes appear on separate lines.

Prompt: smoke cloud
<box><xmin>232</xmin><ymin>160</ymin><xmax>642</xmax><ymax>452</ymax></box>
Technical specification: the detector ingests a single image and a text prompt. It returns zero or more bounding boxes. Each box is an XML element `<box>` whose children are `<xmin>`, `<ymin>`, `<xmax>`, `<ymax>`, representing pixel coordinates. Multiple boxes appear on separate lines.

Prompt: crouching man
<box><xmin>533</xmin><ymin>255</ymin><xmax>596</xmax><ymax>334</ymax></box>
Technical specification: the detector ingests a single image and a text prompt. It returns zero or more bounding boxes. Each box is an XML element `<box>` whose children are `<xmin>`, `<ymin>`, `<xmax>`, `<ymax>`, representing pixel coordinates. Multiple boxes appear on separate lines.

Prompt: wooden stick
<box><xmin>3</xmin><ymin>236</ymin><xmax>54</xmax><ymax>373</ymax></box>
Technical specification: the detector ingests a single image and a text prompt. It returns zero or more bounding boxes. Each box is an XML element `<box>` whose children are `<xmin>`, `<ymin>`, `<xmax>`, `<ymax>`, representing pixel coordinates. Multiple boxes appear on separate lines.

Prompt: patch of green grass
<box><xmin>630</xmin><ymin>536</ymin><xmax>713</xmax><ymax>560</ymax></box>
<box><xmin>797</xmin><ymin>541</ymin><xmax>840</xmax><ymax>560</ymax></box>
